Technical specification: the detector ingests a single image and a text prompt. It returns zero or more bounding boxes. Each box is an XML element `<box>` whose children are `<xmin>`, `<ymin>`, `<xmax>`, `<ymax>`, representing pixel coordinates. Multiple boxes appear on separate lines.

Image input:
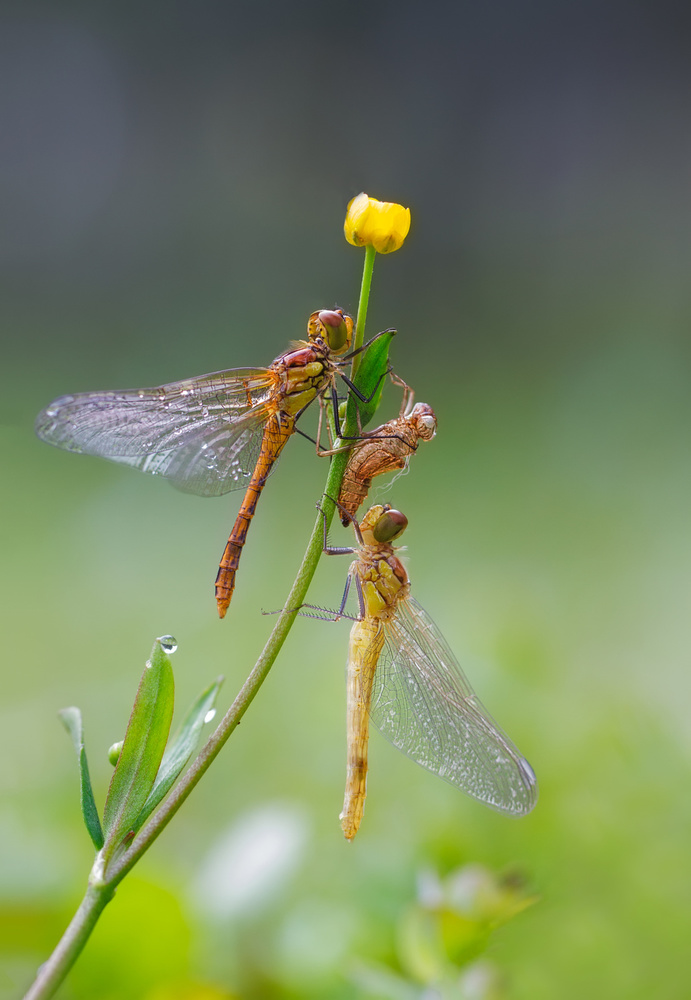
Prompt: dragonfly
<box><xmin>313</xmin><ymin>503</ymin><xmax>538</xmax><ymax>840</ymax></box>
<box><xmin>337</xmin><ymin>398</ymin><xmax>437</xmax><ymax>526</ymax></box>
<box><xmin>35</xmin><ymin>308</ymin><xmax>380</xmax><ymax>618</ymax></box>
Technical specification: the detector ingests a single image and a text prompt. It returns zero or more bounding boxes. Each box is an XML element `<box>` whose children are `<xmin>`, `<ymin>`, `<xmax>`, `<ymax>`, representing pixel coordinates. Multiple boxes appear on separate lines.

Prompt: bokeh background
<box><xmin>2</xmin><ymin>2</ymin><xmax>691</xmax><ymax>997</ymax></box>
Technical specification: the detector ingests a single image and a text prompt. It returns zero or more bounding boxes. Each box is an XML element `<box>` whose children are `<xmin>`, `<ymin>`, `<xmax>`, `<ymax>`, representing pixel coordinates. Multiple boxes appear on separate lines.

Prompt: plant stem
<box><xmin>350</xmin><ymin>244</ymin><xmax>376</xmax><ymax>379</ymax></box>
<box><xmin>23</xmin><ymin>882</ymin><xmax>115</xmax><ymax>1000</ymax></box>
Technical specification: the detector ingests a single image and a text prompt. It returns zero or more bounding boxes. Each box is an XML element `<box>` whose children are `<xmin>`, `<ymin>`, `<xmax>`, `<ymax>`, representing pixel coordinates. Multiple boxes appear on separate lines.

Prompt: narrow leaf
<box><xmin>134</xmin><ymin>676</ymin><xmax>224</xmax><ymax>829</ymax></box>
<box><xmin>346</xmin><ymin>328</ymin><xmax>396</xmax><ymax>432</ymax></box>
<box><xmin>58</xmin><ymin>707</ymin><xmax>104</xmax><ymax>850</ymax></box>
<box><xmin>101</xmin><ymin>639</ymin><xmax>175</xmax><ymax>859</ymax></box>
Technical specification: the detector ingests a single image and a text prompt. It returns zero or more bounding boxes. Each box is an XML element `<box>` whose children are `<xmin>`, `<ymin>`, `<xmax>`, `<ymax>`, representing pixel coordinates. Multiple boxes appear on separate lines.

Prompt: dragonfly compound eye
<box><xmin>373</xmin><ymin>509</ymin><xmax>408</xmax><ymax>544</ymax></box>
<box><xmin>316</xmin><ymin>309</ymin><xmax>353</xmax><ymax>355</ymax></box>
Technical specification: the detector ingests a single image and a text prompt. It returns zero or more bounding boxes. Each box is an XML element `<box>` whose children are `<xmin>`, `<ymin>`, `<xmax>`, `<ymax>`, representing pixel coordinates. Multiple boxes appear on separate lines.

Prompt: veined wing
<box><xmin>370</xmin><ymin>598</ymin><xmax>537</xmax><ymax>816</ymax></box>
<box><xmin>35</xmin><ymin>368</ymin><xmax>279</xmax><ymax>497</ymax></box>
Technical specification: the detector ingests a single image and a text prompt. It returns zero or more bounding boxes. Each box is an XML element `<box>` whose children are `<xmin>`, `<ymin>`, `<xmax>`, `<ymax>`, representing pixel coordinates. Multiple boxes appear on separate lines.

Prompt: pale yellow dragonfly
<box><xmin>314</xmin><ymin>504</ymin><xmax>537</xmax><ymax>840</ymax></box>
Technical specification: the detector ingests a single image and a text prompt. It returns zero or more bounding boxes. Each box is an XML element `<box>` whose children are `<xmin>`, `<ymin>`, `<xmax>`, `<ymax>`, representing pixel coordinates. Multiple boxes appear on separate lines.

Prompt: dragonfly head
<box><xmin>307</xmin><ymin>309</ymin><xmax>354</xmax><ymax>356</ymax></box>
<box><xmin>410</xmin><ymin>402</ymin><xmax>437</xmax><ymax>441</ymax></box>
<box><xmin>360</xmin><ymin>504</ymin><xmax>408</xmax><ymax>546</ymax></box>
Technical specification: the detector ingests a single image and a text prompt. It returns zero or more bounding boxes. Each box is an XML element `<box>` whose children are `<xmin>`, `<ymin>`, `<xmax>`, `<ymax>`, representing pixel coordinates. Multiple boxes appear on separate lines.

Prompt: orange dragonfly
<box><xmin>337</xmin><ymin>399</ymin><xmax>437</xmax><ymax>525</ymax></box>
<box><xmin>313</xmin><ymin>503</ymin><xmax>537</xmax><ymax>839</ymax></box>
<box><xmin>36</xmin><ymin>308</ymin><xmax>372</xmax><ymax>617</ymax></box>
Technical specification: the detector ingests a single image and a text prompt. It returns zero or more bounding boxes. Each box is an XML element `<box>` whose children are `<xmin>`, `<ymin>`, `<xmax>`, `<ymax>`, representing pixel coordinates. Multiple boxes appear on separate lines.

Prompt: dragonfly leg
<box><xmin>260</xmin><ymin>603</ymin><xmax>359</xmax><ymax>622</ymax></box>
<box><xmin>338</xmin><ymin>369</ymin><xmax>388</xmax><ymax>407</ymax></box>
<box><xmin>314</xmin><ymin>391</ymin><xmax>354</xmax><ymax>457</ymax></box>
<box><xmin>315</xmin><ymin>497</ymin><xmax>358</xmax><ymax>553</ymax></box>
<box><xmin>390</xmin><ymin>372</ymin><xmax>414</xmax><ymax>417</ymax></box>
<box><xmin>292</xmin><ymin>389</ymin><xmax>355</xmax><ymax>458</ymax></box>
<box><xmin>315</xmin><ymin>362</ymin><xmax>397</xmax><ymax>453</ymax></box>
<box><xmin>317</xmin><ymin>494</ymin><xmax>367</xmax><ymax>546</ymax></box>
<box><xmin>294</xmin><ymin>425</ymin><xmax>320</xmax><ymax>447</ymax></box>
<box><xmin>353</xmin><ymin>573</ymin><xmax>365</xmax><ymax>620</ymax></box>
<box><xmin>288</xmin><ymin>575</ymin><xmax>361</xmax><ymax>622</ymax></box>
<box><xmin>330</xmin><ymin>497</ymin><xmax>366</xmax><ymax>545</ymax></box>
<box><xmin>316</xmin><ymin>396</ymin><xmax>331</xmax><ymax>449</ymax></box>
<box><xmin>337</xmin><ymin>573</ymin><xmax>353</xmax><ymax>617</ymax></box>
<box><xmin>342</xmin><ymin>327</ymin><xmax>396</xmax><ymax>362</ymax></box>
<box><xmin>329</xmin><ymin>375</ymin><xmax>385</xmax><ymax>444</ymax></box>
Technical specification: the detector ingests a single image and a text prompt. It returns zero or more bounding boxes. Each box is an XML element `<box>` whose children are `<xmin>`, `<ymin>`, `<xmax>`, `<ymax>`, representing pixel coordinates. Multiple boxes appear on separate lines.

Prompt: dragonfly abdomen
<box><xmin>338</xmin><ymin>474</ymin><xmax>372</xmax><ymax>527</ymax></box>
<box><xmin>339</xmin><ymin>425</ymin><xmax>412</xmax><ymax>523</ymax></box>
<box><xmin>340</xmin><ymin>617</ymin><xmax>384</xmax><ymax>840</ymax></box>
<box><xmin>215</xmin><ymin>411</ymin><xmax>294</xmax><ymax>618</ymax></box>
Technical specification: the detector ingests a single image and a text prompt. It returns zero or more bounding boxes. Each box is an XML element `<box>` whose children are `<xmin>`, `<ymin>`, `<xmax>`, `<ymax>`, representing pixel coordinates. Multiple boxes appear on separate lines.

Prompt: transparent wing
<box><xmin>370</xmin><ymin>598</ymin><xmax>537</xmax><ymax>816</ymax></box>
<box><xmin>35</xmin><ymin>368</ymin><xmax>279</xmax><ymax>496</ymax></box>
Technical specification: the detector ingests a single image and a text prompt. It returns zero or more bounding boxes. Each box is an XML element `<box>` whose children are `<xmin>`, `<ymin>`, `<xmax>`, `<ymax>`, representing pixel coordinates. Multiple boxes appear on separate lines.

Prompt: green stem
<box><xmin>350</xmin><ymin>244</ymin><xmax>376</xmax><ymax>379</ymax></box>
<box><xmin>23</xmin><ymin>252</ymin><xmax>374</xmax><ymax>1000</ymax></box>
<box><xmin>23</xmin><ymin>881</ymin><xmax>114</xmax><ymax>1000</ymax></box>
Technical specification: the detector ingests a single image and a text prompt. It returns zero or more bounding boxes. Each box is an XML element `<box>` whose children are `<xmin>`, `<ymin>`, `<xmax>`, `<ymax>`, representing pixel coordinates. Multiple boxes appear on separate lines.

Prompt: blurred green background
<box><xmin>2</xmin><ymin>1</ymin><xmax>691</xmax><ymax>997</ymax></box>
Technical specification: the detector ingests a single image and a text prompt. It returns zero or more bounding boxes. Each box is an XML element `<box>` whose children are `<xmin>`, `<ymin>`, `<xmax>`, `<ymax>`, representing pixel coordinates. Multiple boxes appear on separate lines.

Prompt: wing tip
<box><xmin>505</xmin><ymin>756</ymin><xmax>539</xmax><ymax>816</ymax></box>
<box><xmin>35</xmin><ymin>406</ymin><xmax>61</xmax><ymax>445</ymax></box>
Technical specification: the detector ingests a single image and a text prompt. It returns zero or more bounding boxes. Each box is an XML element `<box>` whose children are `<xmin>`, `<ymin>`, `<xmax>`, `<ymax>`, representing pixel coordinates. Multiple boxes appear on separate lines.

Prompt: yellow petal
<box><xmin>344</xmin><ymin>193</ymin><xmax>411</xmax><ymax>253</ymax></box>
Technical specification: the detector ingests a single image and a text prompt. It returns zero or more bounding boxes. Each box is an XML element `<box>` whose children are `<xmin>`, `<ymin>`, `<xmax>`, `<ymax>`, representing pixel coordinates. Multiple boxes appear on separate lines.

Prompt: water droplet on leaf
<box><xmin>158</xmin><ymin>635</ymin><xmax>178</xmax><ymax>654</ymax></box>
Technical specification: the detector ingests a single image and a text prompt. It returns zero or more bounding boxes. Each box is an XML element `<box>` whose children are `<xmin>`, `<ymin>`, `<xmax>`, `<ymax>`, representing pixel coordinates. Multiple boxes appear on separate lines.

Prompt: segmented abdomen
<box><xmin>215</xmin><ymin>411</ymin><xmax>294</xmax><ymax>617</ymax></box>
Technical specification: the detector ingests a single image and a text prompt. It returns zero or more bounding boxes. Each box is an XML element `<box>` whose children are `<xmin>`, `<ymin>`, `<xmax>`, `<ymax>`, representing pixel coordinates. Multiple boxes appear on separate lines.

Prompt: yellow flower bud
<box><xmin>344</xmin><ymin>192</ymin><xmax>411</xmax><ymax>254</ymax></box>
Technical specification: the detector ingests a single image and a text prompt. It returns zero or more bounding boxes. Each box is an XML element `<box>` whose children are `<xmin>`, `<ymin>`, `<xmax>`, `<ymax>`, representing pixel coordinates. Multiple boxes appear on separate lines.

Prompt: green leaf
<box><xmin>346</xmin><ymin>328</ymin><xmax>396</xmax><ymax>432</ymax></box>
<box><xmin>134</xmin><ymin>676</ymin><xmax>224</xmax><ymax>830</ymax></box>
<box><xmin>101</xmin><ymin>638</ymin><xmax>175</xmax><ymax>860</ymax></box>
<box><xmin>58</xmin><ymin>707</ymin><xmax>104</xmax><ymax>850</ymax></box>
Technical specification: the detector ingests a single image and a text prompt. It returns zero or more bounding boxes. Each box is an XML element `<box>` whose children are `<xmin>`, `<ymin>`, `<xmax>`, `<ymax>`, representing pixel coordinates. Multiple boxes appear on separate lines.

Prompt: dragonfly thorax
<box><xmin>356</xmin><ymin>551</ymin><xmax>409</xmax><ymax>619</ymax></box>
<box><xmin>274</xmin><ymin>344</ymin><xmax>335</xmax><ymax>418</ymax></box>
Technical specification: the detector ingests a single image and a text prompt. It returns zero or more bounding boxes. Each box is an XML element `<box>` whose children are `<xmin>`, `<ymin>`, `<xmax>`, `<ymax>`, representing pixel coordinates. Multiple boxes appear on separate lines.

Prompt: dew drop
<box><xmin>158</xmin><ymin>635</ymin><xmax>178</xmax><ymax>654</ymax></box>
<box><xmin>204</xmin><ymin>708</ymin><xmax>217</xmax><ymax>724</ymax></box>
